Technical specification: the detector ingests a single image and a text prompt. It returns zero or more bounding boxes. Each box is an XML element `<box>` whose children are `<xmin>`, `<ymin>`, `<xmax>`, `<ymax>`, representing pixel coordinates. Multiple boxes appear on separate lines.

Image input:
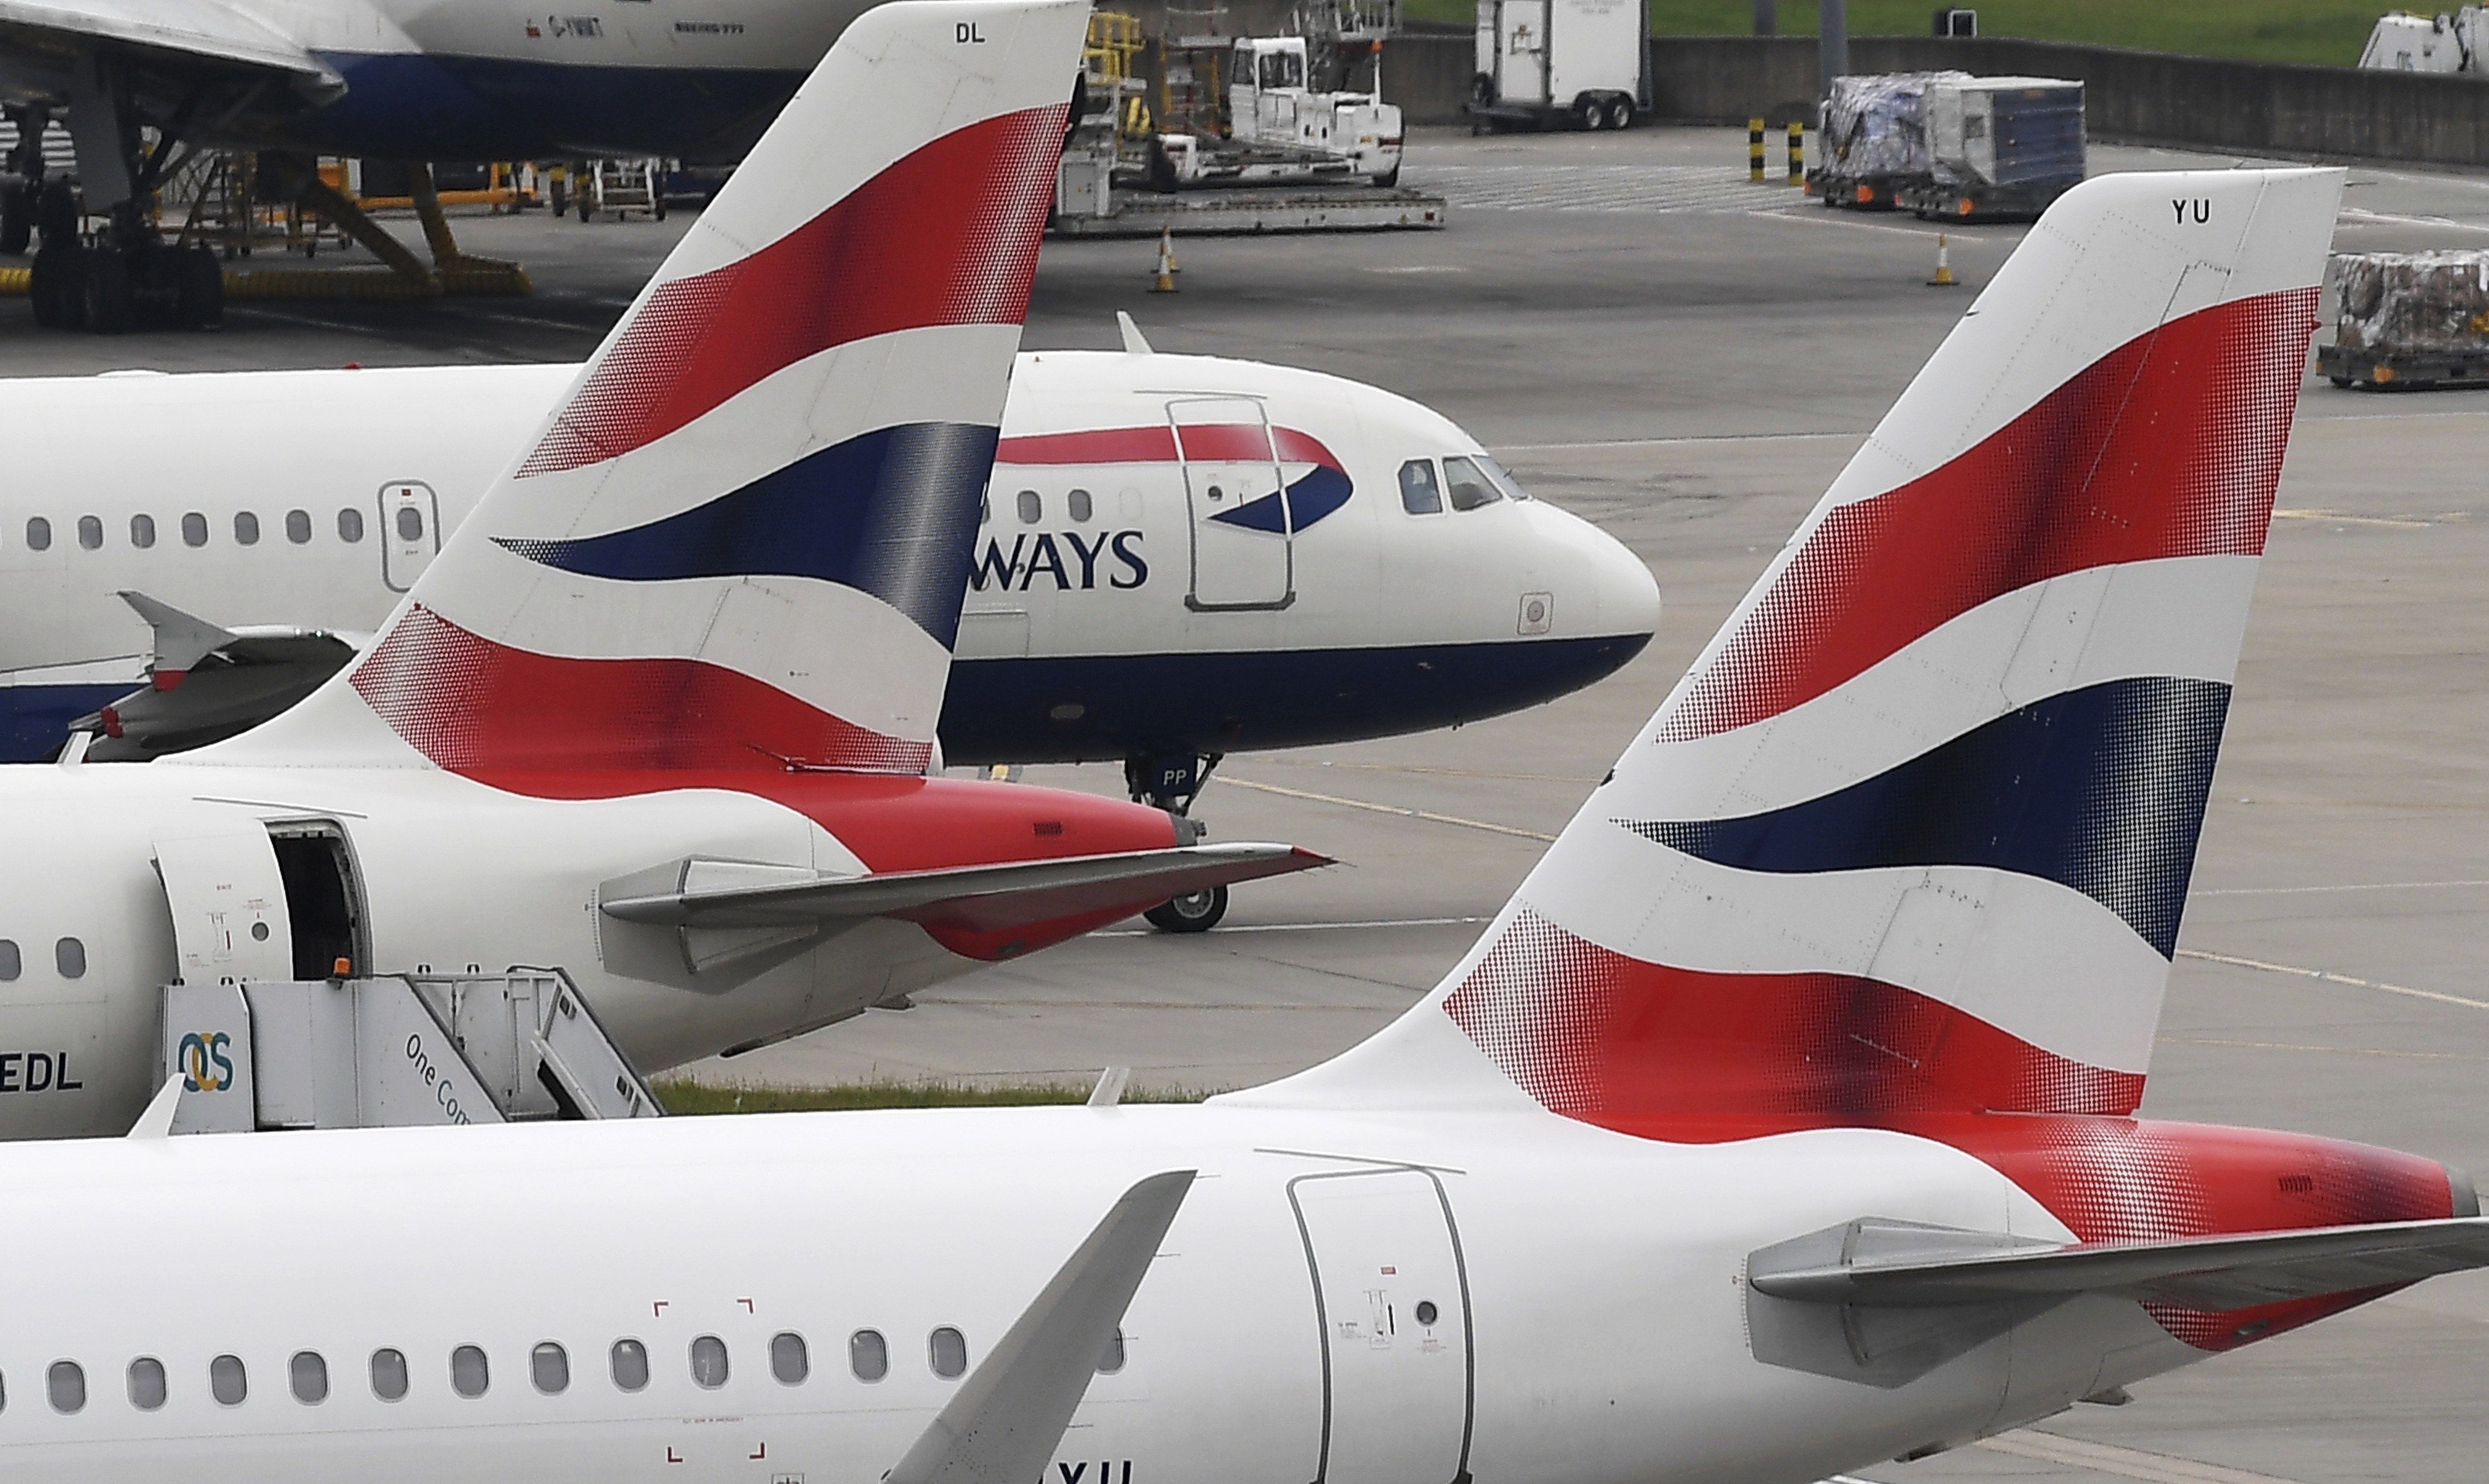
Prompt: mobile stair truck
<box><xmin>1469</xmin><ymin>0</ymin><xmax>1650</xmax><ymax>130</ymax></box>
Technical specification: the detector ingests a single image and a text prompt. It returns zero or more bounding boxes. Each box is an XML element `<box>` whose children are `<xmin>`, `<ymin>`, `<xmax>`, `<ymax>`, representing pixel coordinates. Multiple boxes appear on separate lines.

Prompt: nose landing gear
<box><xmin>1128</xmin><ymin>751</ymin><xmax>1229</xmax><ymax>933</ymax></box>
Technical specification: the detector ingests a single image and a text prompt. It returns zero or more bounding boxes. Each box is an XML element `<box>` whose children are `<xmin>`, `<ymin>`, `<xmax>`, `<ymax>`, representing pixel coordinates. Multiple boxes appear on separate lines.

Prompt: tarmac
<box><xmin>7</xmin><ymin>125</ymin><xmax>2487</xmax><ymax>1484</ymax></box>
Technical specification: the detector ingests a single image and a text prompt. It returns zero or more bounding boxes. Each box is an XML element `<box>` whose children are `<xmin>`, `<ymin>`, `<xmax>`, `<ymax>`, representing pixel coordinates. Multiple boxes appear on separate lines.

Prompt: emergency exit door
<box><xmin>1170</xmin><ymin>397</ymin><xmax>1294</xmax><ymax>610</ymax></box>
<box><xmin>1291</xmin><ymin>1167</ymin><xmax>1474</xmax><ymax>1484</ymax></box>
<box><xmin>380</xmin><ymin>480</ymin><xmax>443</xmax><ymax>592</ymax></box>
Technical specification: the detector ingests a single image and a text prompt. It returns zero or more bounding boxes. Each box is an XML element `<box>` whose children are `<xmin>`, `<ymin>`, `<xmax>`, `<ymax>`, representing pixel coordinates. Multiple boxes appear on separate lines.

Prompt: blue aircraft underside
<box><xmin>296</xmin><ymin>52</ymin><xmax>808</xmax><ymax>162</ymax></box>
<box><xmin>0</xmin><ymin>634</ymin><xmax>1649</xmax><ymax>766</ymax></box>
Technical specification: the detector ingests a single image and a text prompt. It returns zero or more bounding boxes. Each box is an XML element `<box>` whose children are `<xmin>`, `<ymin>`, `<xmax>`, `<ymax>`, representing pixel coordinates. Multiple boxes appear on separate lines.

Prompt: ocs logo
<box><xmin>178</xmin><ymin>1031</ymin><xmax>238</xmax><ymax>1093</ymax></box>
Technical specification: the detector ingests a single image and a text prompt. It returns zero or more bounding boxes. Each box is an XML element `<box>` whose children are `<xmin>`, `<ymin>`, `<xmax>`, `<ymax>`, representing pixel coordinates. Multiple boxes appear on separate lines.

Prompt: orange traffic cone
<box><xmin>1149</xmin><ymin>226</ymin><xmax>1178</xmax><ymax>293</ymax></box>
<box><xmin>1927</xmin><ymin>232</ymin><xmax>1958</xmax><ymax>288</ymax></box>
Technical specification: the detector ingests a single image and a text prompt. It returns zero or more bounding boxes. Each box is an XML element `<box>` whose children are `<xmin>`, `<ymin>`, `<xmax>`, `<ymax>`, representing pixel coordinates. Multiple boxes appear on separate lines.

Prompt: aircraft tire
<box><xmin>175</xmin><ymin>245</ymin><xmax>225</xmax><ymax>329</ymax></box>
<box><xmin>81</xmin><ymin>246</ymin><xmax>132</xmax><ymax>335</ymax></box>
<box><xmin>29</xmin><ymin>241</ymin><xmax>81</xmax><ymax>330</ymax></box>
<box><xmin>1144</xmin><ymin>884</ymin><xmax>1228</xmax><ymax>934</ymax></box>
<box><xmin>0</xmin><ymin>184</ymin><xmax>30</xmax><ymax>255</ymax></box>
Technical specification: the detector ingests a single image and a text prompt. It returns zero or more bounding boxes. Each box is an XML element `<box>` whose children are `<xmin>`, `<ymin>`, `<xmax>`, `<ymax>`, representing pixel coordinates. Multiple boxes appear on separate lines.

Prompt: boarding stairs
<box><xmin>160</xmin><ymin>969</ymin><xmax>663</xmax><ymax>1134</ymax></box>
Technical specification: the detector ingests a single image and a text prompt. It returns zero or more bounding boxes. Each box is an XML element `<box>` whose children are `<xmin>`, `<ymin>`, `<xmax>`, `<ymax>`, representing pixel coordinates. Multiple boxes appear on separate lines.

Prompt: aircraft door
<box><xmin>1171</xmin><ymin>397</ymin><xmax>1294</xmax><ymax>611</ymax></box>
<box><xmin>1291</xmin><ymin>1167</ymin><xmax>1474</xmax><ymax>1484</ymax></box>
<box><xmin>380</xmin><ymin>480</ymin><xmax>443</xmax><ymax>592</ymax></box>
<box><xmin>152</xmin><ymin>824</ymin><xmax>295</xmax><ymax>987</ymax></box>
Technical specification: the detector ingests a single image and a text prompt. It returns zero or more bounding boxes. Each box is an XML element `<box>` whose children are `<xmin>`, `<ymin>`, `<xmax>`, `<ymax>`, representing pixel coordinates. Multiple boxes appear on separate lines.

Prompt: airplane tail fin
<box><xmin>1251</xmin><ymin>169</ymin><xmax>2342</xmax><ymax>1128</ymax></box>
<box><xmin>203</xmin><ymin>0</ymin><xmax>1085</xmax><ymax>778</ymax></box>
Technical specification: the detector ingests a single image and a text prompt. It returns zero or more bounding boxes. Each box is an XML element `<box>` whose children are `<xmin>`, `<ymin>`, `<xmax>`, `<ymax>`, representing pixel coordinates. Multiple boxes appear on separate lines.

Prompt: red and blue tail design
<box><xmin>1267</xmin><ymin>169</ymin><xmax>2344</xmax><ymax>1130</ymax></box>
<box><xmin>210</xmin><ymin>0</ymin><xmax>1089</xmax><ymax>778</ymax></box>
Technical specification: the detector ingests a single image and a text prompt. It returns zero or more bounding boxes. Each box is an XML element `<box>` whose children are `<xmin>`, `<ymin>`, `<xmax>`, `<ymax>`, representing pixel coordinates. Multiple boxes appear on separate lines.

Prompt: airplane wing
<box><xmin>0</xmin><ymin>0</ymin><xmax>341</xmax><ymax>105</ymax></box>
<box><xmin>1749</xmin><ymin>1215</ymin><xmax>2489</xmax><ymax>1311</ymax></box>
<box><xmin>600</xmin><ymin>844</ymin><xmax>1331</xmax><ymax>936</ymax></box>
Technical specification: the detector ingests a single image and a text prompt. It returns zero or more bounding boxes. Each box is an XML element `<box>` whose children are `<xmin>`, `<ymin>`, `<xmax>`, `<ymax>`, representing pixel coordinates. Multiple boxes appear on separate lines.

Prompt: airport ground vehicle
<box><xmin>2358</xmin><ymin>7</ymin><xmax>2482</xmax><ymax>72</ymax></box>
<box><xmin>1468</xmin><ymin>0</ymin><xmax>1651</xmax><ymax>131</ymax></box>
<box><xmin>0</xmin><ymin>0</ymin><xmax>1320</xmax><ymax>1143</ymax></box>
<box><xmin>7</xmin><ymin>163</ymin><xmax>2488</xmax><ymax>1484</ymax></box>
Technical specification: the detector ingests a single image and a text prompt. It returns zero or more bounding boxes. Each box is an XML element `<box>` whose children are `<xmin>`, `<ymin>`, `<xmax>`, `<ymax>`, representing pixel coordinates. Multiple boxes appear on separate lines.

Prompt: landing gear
<box><xmin>1126</xmin><ymin>750</ymin><xmax>1229</xmax><ymax>934</ymax></box>
<box><xmin>27</xmin><ymin>55</ymin><xmax>233</xmax><ymax>332</ymax></box>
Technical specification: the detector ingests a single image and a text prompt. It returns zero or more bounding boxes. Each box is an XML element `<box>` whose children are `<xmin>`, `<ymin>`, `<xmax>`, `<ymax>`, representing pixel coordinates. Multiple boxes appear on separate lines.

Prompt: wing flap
<box><xmin>601</xmin><ymin>844</ymin><xmax>1330</xmax><ymax>934</ymax></box>
<box><xmin>1750</xmin><ymin>1215</ymin><xmax>2489</xmax><ymax>1311</ymax></box>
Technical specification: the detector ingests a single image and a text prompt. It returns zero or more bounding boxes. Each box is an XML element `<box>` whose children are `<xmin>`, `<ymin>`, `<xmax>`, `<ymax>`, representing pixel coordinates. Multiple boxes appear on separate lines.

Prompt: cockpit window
<box><xmin>1443</xmin><ymin>456</ymin><xmax>1502</xmax><ymax>512</ymax></box>
<box><xmin>1397</xmin><ymin>459</ymin><xmax>1443</xmax><ymax>515</ymax></box>
<box><xmin>1478</xmin><ymin>455</ymin><xmax>1532</xmax><ymax>501</ymax></box>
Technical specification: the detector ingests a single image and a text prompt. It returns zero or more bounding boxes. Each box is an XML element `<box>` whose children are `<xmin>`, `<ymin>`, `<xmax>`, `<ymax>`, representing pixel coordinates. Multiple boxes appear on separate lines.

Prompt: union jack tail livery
<box><xmin>1272</xmin><ymin>168</ymin><xmax>2345</xmax><ymax>1126</ymax></box>
<box><xmin>220</xmin><ymin>0</ymin><xmax>1086</xmax><ymax>779</ymax></box>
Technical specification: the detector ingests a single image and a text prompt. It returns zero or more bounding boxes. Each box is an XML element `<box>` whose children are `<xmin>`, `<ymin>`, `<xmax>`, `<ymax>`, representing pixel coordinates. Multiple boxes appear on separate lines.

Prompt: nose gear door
<box><xmin>1170</xmin><ymin>397</ymin><xmax>1294</xmax><ymax>610</ymax></box>
<box><xmin>1290</xmin><ymin>1167</ymin><xmax>1475</xmax><ymax>1484</ymax></box>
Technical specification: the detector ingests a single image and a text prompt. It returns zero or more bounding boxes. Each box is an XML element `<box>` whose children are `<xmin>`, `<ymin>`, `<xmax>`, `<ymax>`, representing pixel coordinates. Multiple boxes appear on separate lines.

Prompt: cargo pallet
<box><xmin>2317</xmin><ymin>343</ymin><xmax>2489</xmax><ymax>391</ymax></box>
<box><xmin>1895</xmin><ymin>177</ymin><xmax>2072</xmax><ymax>225</ymax></box>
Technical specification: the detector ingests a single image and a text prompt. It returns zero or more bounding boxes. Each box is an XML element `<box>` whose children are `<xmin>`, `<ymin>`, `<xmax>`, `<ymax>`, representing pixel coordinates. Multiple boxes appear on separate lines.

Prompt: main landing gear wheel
<box><xmin>1144</xmin><ymin>886</ymin><xmax>1228</xmax><ymax>934</ymax></box>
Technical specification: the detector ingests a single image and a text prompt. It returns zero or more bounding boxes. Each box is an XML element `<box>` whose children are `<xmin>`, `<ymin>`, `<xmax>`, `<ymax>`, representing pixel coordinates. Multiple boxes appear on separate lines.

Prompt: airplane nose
<box><xmin>1523</xmin><ymin>500</ymin><xmax>1660</xmax><ymax>639</ymax></box>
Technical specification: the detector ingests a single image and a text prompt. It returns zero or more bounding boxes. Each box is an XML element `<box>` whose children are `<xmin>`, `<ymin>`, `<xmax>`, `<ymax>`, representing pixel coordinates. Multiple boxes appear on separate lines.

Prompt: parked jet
<box><xmin>0</xmin><ymin>0</ymin><xmax>1320</xmax><ymax>1143</ymax></box>
<box><xmin>5</xmin><ymin>162</ymin><xmax>2485</xmax><ymax>1483</ymax></box>
<box><xmin>0</xmin><ymin>346</ymin><xmax>1661</xmax><ymax>926</ymax></box>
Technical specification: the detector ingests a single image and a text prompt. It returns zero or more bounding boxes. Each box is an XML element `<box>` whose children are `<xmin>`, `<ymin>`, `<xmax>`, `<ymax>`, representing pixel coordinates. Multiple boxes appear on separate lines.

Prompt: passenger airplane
<box><xmin>0</xmin><ymin>353</ymin><xmax>1659</xmax><ymax>831</ymax></box>
<box><xmin>8</xmin><ymin>161</ymin><xmax>2489</xmax><ymax>1482</ymax></box>
<box><xmin>0</xmin><ymin>0</ymin><xmax>1321</xmax><ymax>1142</ymax></box>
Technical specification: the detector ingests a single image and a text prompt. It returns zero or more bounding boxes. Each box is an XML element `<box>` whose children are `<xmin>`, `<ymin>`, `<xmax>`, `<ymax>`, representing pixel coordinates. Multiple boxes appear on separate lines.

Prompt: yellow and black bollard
<box><xmin>1748</xmin><ymin>117</ymin><xmax>1766</xmax><ymax>183</ymax></box>
<box><xmin>1786</xmin><ymin>120</ymin><xmax>1804</xmax><ymax>185</ymax></box>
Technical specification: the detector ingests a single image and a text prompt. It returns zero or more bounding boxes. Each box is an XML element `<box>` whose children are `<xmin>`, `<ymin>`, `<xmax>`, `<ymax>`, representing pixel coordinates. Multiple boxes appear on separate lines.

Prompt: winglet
<box><xmin>119</xmin><ymin>590</ymin><xmax>237</xmax><ymax>679</ymax></box>
<box><xmin>126</xmin><ymin>1074</ymin><xmax>185</xmax><ymax>1140</ymax></box>
<box><xmin>1116</xmin><ymin>310</ymin><xmax>1153</xmax><ymax>354</ymax></box>
<box><xmin>887</xmin><ymin>1170</ymin><xmax>1193</xmax><ymax>1484</ymax></box>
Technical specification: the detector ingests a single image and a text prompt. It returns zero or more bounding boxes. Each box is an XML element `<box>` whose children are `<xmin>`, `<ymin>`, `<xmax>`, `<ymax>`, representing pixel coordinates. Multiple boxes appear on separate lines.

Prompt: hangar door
<box><xmin>1291</xmin><ymin>1167</ymin><xmax>1475</xmax><ymax>1484</ymax></box>
<box><xmin>1170</xmin><ymin>397</ymin><xmax>1294</xmax><ymax>610</ymax></box>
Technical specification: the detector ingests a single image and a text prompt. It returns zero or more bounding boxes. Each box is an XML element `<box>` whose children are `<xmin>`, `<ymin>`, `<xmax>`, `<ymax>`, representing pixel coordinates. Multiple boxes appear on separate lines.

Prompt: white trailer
<box><xmin>1145</xmin><ymin>36</ymin><xmax>1404</xmax><ymax>190</ymax></box>
<box><xmin>1469</xmin><ymin>0</ymin><xmax>1651</xmax><ymax>131</ymax></box>
<box><xmin>2358</xmin><ymin>7</ymin><xmax>2482</xmax><ymax>72</ymax></box>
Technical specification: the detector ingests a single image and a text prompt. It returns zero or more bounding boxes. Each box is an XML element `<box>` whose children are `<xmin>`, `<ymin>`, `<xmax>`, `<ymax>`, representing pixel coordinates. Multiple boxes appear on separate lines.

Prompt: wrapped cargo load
<box><xmin>2320</xmin><ymin>249</ymin><xmax>2489</xmax><ymax>390</ymax></box>
<box><xmin>1816</xmin><ymin>71</ymin><xmax>1967</xmax><ymax>192</ymax></box>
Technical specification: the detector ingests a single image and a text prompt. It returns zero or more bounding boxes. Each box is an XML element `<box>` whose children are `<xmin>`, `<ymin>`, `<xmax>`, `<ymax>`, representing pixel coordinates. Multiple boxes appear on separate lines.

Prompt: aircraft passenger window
<box><xmin>338</xmin><ymin>508</ymin><xmax>365</xmax><ymax>543</ymax></box>
<box><xmin>235</xmin><ymin>511</ymin><xmax>261</xmax><ymax>546</ymax></box>
<box><xmin>25</xmin><ymin>517</ymin><xmax>48</xmax><ymax>551</ymax></box>
<box><xmin>0</xmin><ymin>939</ymin><xmax>17</xmax><ymax>980</ymax></box>
<box><xmin>531</xmin><ymin>1343</ymin><xmax>568</xmax><ymax>1394</ymax></box>
<box><xmin>55</xmin><ymin>937</ymin><xmax>84</xmax><ymax>978</ymax></box>
<box><xmin>770</xmin><ymin>1332</ymin><xmax>807</xmax><ymax>1385</ymax></box>
<box><xmin>1443</xmin><ymin>456</ymin><xmax>1502</xmax><ymax>512</ymax></box>
<box><xmin>181</xmin><ymin>512</ymin><xmax>208</xmax><ymax>547</ymax></box>
<box><xmin>1098</xmin><ymin>1327</ymin><xmax>1125</xmax><ymax>1374</ymax></box>
<box><xmin>210</xmin><ymin>1354</ymin><xmax>247</xmax><ymax>1406</ymax></box>
<box><xmin>396</xmin><ymin>506</ymin><xmax>424</xmax><ymax>541</ymax></box>
<box><xmin>290</xmin><ymin>1350</ymin><xmax>328</xmax><ymax>1405</ymax></box>
<box><xmin>286</xmin><ymin>509</ymin><xmax>312</xmax><ymax>544</ymax></box>
<box><xmin>1398</xmin><ymin>459</ymin><xmax>1443</xmax><ymax>515</ymax></box>
<box><xmin>77</xmin><ymin>515</ymin><xmax>102</xmax><ymax>550</ymax></box>
<box><xmin>127</xmin><ymin>1357</ymin><xmax>166</xmax><ymax>1410</ymax></box>
<box><xmin>1068</xmin><ymin>488</ymin><xmax>1093</xmax><ymax>523</ymax></box>
<box><xmin>928</xmin><ymin>1327</ymin><xmax>968</xmax><ymax>1380</ymax></box>
<box><xmin>46</xmin><ymin>1360</ymin><xmax>84</xmax><ymax>1413</ymax></box>
<box><xmin>370</xmin><ymin>1348</ymin><xmax>408</xmax><ymax>1401</ymax></box>
<box><xmin>1016</xmin><ymin>489</ymin><xmax>1042</xmax><ymax>524</ymax></box>
<box><xmin>848</xmin><ymin>1329</ymin><xmax>887</xmax><ymax>1382</ymax></box>
<box><xmin>130</xmin><ymin>514</ymin><xmax>155</xmax><ymax>548</ymax></box>
<box><xmin>451</xmin><ymin>1345</ymin><xmax>489</xmax><ymax>1399</ymax></box>
<box><xmin>689</xmin><ymin>1335</ymin><xmax>729</xmax><ymax>1389</ymax></box>
<box><xmin>610</xmin><ymin>1340</ymin><xmax>649</xmax><ymax>1392</ymax></box>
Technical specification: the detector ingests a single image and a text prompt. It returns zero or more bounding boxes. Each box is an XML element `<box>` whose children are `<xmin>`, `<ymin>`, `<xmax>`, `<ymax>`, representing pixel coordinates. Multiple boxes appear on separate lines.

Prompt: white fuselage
<box><xmin>0</xmin><ymin>353</ymin><xmax>1657</xmax><ymax>766</ymax></box>
<box><xmin>0</xmin><ymin>1099</ymin><xmax>2192</xmax><ymax>1483</ymax></box>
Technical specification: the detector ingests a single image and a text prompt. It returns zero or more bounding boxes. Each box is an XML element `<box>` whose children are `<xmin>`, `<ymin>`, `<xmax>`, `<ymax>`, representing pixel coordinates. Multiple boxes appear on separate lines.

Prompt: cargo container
<box><xmin>1468</xmin><ymin>0</ymin><xmax>1651</xmax><ymax>131</ymax></box>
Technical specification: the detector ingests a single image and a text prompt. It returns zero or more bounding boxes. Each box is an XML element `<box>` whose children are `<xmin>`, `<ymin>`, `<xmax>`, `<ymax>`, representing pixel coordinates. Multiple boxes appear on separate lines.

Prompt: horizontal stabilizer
<box><xmin>1751</xmin><ymin>1214</ymin><xmax>2489</xmax><ymax>1311</ymax></box>
<box><xmin>601</xmin><ymin>845</ymin><xmax>1330</xmax><ymax>934</ymax></box>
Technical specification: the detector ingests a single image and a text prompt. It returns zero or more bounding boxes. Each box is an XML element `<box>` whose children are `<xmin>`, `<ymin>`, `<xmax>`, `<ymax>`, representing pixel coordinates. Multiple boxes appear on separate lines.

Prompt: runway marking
<box><xmin>2163</xmin><ymin>1034</ymin><xmax>2489</xmax><ymax>1061</ymax></box>
<box><xmin>1491</xmin><ymin>430</ymin><xmax>1859</xmax><ymax>453</ymax></box>
<box><xmin>1219</xmin><ymin>776</ymin><xmax>1558</xmax><ymax>841</ymax></box>
<box><xmin>2177</xmin><ymin>948</ymin><xmax>2489</xmax><ymax>1013</ymax></box>
<box><xmin>1097</xmin><ymin>916</ymin><xmax>1490</xmax><ymax>937</ymax></box>
<box><xmin>1263</xmin><ymin>759</ymin><xmax>1605</xmax><ymax>784</ymax></box>
<box><xmin>1422</xmin><ymin>163</ymin><xmax>1807</xmax><ymax>215</ymax></box>
<box><xmin>2274</xmin><ymin>507</ymin><xmax>2443</xmax><ymax>530</ymax></box>
<box><xmin>2338</xmin><ymin>205</ymin><xmax>2489</xmax><ymax>232</ymax></box>
<box><xmin>1756</xmin><ymin>208</ymin><xmax>1963</xmax><ymax>239</ymax></box>
<box><xmin>2196</xmin><ymin>878</ymin><xmax>2489</xmax><ymax>896</ymax></box>
<box><xmin>1975</xmin><ymin>1430</ymin><xmax>2310</xmax><ymax>1484</ymax></box>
